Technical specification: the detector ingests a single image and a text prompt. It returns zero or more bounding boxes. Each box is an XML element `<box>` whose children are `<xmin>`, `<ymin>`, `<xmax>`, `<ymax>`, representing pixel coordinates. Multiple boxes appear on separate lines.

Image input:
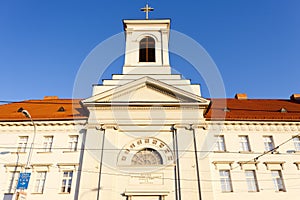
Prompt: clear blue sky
<box><xmin>0</xmin><ymin>0</ymin><xmax>299</xmax><ymax>101</ymax></box>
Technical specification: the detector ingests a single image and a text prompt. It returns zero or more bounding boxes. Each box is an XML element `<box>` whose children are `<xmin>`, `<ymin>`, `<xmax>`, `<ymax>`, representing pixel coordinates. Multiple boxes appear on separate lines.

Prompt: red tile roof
<box><xmin>205</xmin><ymin>99</ymin><xmax>300</xmax><ymax>121</ymax></box>
<box><xmin>1</xmin><ymin>98</ymin><xmax>300</xmax><ymax>122</ymax></box>
<box><xmin>0</xmin><ymin>99</ymin><xmax>88</xmax><ymax>122</ymax></box>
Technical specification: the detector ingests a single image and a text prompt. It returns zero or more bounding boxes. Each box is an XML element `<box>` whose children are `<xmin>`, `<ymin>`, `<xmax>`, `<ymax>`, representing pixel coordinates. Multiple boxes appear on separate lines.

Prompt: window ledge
<box><xmin>264</xmin><ymin>150</ymin><xmax>279</xmax><ymax>154</ymax></box>
<box><xmin>275</xmin><ymin>190</ymin><xmax>286</xmax><ymax>193</ymax></box>
<box><xmin>37</xmin><ymin>151</ymin><xmax>52</xmax><ymax>154</ymax></box>
<box><xmin>31</xmin><ymin>192</ymin><xmax>43</xmax><ymax>195</ymax></box>
<box><xmin>239</xmin><ymin>151</ymin><xmax>253</xmax><ymax>154</ymax></box>
<box><xmin>11</xmin><ymin>152</ymin><xmax>26</xmax><ymax>154</ymax></box>
<box><xmin>63</xmin><ymin>150</ymin><xmax>78</xmax><ymax>153</ymax></box>
<box><xmin>213</xmin><ymin>150</ymin><xmax>227</xmax><ymax>153</ymax></box>
<box><xmin>59</xmin><ymin>192</ymin><xmax>71</xmax><ymax>194</ymax></box>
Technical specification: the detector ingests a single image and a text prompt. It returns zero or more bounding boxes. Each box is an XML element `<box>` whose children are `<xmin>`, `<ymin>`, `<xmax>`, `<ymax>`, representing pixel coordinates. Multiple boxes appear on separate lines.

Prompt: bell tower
<box><xmin>123</xmin><ymin>19</ymin><xmax>171</xmax><ymax>69</ymax></box>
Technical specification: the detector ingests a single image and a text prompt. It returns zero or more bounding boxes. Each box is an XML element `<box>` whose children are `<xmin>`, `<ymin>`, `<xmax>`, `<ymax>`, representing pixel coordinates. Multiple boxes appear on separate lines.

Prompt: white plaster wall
<box><xmin>0</xmin><ymin>121</ymin><xmax>85</xmax><ymax>200</ymax></box>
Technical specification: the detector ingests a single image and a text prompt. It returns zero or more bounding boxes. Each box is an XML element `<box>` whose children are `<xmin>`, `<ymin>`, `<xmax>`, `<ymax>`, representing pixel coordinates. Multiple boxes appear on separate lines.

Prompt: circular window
<box><xmin>131</xmin><ymin>148</ymin><xmax>163</xmax><ymax>166</ymax></box>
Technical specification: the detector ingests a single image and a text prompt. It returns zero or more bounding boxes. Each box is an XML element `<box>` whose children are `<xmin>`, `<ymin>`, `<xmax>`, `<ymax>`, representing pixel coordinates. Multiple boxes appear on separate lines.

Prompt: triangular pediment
<box><xmin>82</xmin><ymin>77</ymin><xmax>209</xmax><ymax>105</ymax></box>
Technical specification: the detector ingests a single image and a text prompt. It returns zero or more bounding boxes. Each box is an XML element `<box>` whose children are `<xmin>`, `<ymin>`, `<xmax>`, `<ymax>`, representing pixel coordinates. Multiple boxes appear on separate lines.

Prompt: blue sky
<box><xmin>0</xmin><ymin>0</ymin><xmax>299</xmax><ymax>101</ymax></box>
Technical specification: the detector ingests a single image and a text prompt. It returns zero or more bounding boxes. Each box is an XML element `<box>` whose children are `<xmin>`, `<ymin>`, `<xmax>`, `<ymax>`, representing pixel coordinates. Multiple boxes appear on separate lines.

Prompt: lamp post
<box><xmin>21</xmin><ymin>110</ymin><xmax>36</xmax><ymax>169</ymax></box>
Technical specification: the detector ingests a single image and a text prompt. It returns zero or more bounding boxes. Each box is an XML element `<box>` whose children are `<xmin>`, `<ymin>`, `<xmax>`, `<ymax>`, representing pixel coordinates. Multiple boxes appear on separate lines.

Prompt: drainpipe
<box><xmin>171</xmin><ymin>126</ymin><xmax>178</xmax><ymax>200</ymax></box>
<box><xmin>96</xmin><ymin>125</ymin><xmax>106</xmax><ymax>200</ymax></box>
<box><xmin>172</xmin><ymin>125</ymin><xmax>181</xmax><ymax>200</ymax></box>
<box><xmin>186</xmin><ymin>124</ymin><xmax>202</xmax><ymax>200</ymax></box>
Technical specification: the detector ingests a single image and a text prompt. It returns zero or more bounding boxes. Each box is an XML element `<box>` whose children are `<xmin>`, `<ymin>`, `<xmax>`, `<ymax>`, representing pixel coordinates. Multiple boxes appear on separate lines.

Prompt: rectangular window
<box><xmin>17</xmin><ymin>136</ymin><xmax>28</xmax><ymax>152</ymax></box>
<box><xmin>271</xmin><ymin>170</ymin><xmax>286</xmax><ymax>192</ymax></box>
<box><xmin>293</xmin><ymin>136</ymin><xmax>300</xmax><ymax>151</ymax></box>
<box><xmin>245</xmin><ymin>170</ymin><xmax>259</xmax><ymax>192</ymax></box>
<box><xmin>7</xmin><ymin>171</ymin><xmax>20</xmax><ymax>193</ymax></box>
<box><xmin>61</xmin><ymin>171</ymin><xmax>73</xmax><ymax>193</ymax></box>
<box><xmin>34</xmin><ymin>171</ymin><xmax>47</xmax><ymax>193</ymax></box>
<box><xmin>219</xmin><ymin>170</ymin><xmax>233</xmax><ymax>192</ymax></box>
<box><xmin>263</xmin><ymin>136</ymin><xmax>275</xmax><ymax>151</ymax></box>
<box><xmin>68</xmin><ymin>135</ymin><xmax>78</xmax><ymax>151</ymax></box>
<box><xmin>216</xmin><ymin>136</ymin><xmax>226</xmax><ymax>151</ymax></box>
<box><xmin>239</xmin><ymin>136</ymin><xmax>251</xmax><ymax>152</ymax></box>
<box><xmin>43</xmin><ymin>136</ymin><xmax>53</xmax><ymax>152</ymax></box>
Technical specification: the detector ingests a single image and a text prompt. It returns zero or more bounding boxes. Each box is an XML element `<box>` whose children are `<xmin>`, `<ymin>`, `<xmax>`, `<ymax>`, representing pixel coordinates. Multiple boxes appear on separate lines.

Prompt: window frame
<box><xmin>6</xmin><ymin>171</ymin><xmax>20</xmax><ymax>194</ymax></box>
<box><xmin>68</xmin><ymin>135</ymin><xmax>78</xmax><ymax>152</ymax></box>
<box><xmin>131</xmin><ymin>148</ymin><xmax>163</xmax><ymax>166</ymax></box>
<box><xmin>33</xmin><ymin>171</ymin><xmax>47</xmax><ymax>194</ymax></box>
<box><xmin>263</xmin><ymin>136</ymin><xmax>275</xmax><ymax>152</ymax></box>
<box><xmin>271</xmin><ymin>170</ymin><xmax>286</xmax><ymax>192</ymax></box>
<box><xmin>245</xmin><ymin>170</ymin><xmax>259</xmax><ymax>192</ymax></box>
<box><xmin>60</xmin><ymin>170</ymin><xmax>73</xmax><ymax>193</ymax></box>
<box><xmin>293</xmin><ymin>136</ymin><xmax>300</xmax><ymax>151</ymax></box>
<box><xmin>239</xmin><ymin>135</ymin><xmax>251</xmax><ymax>152</ymax></box>
<box><xmin>17</xmin><ymin>136</ymin><xmax>28</xmax><ymax>153</ymax></box>
<box><xmin>139</xmin><ymin>36</ymin><xmax>156</xmax><ymax>62</ymax></box>
<box><xmin>219</xmin><ymin>170</ymin><xmax>233</xmax><ymax>192</ymax></box>
<box><xmin>216</xmin><ymin>135</ymin><xmax>226</xmax><ymax>152</ymax></box>
<box><xmin>42</xmin><ymin>136</ymin><xmax>53</xmax><ymax>152</ymax></box>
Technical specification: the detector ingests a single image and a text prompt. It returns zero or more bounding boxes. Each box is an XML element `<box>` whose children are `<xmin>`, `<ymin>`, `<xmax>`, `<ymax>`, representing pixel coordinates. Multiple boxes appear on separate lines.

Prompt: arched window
<box><xmin>131</xmin><ymin>148</ymin><xmax>162</xmax><ymax>166</ymax></box>
<box><xmin>139</xmin><ymin>36</ymin><xmax>155</xmax><ymax>62</ymax></box>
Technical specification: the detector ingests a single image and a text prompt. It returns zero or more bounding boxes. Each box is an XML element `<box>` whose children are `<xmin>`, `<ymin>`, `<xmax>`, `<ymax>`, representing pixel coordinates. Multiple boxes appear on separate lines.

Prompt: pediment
<box><xmin>82</xmin><ymin>77</ymin><xmax>209</xmax><ymax>105</ymax></box>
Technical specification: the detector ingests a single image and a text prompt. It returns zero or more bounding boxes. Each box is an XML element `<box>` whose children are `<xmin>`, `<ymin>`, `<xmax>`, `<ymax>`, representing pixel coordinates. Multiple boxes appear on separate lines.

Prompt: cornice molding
<box><xmin>0</xmin><ymin>120</ymin><xmax>86</xmax><ymax>127</ymax></box>
<box><xmin>207</xmin><ymin>121</ymin><xmax>300</xmax><ymax>132</ymax></box>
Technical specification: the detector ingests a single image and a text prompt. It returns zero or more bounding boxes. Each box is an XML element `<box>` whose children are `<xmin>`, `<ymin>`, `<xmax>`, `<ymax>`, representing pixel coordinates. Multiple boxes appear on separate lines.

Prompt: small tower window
<box><xmin>139</xmin><ymin>36</ymin><xmax>155</xmax><ymax>62</ymax></box>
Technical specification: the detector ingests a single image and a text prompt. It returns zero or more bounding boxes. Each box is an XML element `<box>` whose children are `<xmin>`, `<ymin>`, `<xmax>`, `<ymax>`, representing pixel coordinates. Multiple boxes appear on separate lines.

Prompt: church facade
<box><xmin>1</xmin><ymin>13</ymin><xmax>300</xmax><ymax>200</ymax></box>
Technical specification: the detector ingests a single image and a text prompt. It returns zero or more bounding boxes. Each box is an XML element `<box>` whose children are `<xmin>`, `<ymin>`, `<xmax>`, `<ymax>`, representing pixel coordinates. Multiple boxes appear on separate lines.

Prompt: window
<box><xmin>68</xmin><ymin>135</ymin><xmax>78</xmax><ymax>151</ymax></box>
<box><xmin>293</xmin><ymin>136</ymin><xmax>300</xmax><ymax>151</ymax></box>
<box><xmin>239</xmin><ymin>136</ymin><xmax>251</xmax><ymax>152</ymax></box>
<box><xmin>216</xmin><ymin>135</ymin><xmax>226</xmax><ymax>151</ymax></box>
<box><xmin>271</xmin><ymin>170</ymin><xmax>286</xmax><ymax>192</ymax></box>
<box><xmin>61</xmin><ymin>171</ymin><xmax>73</xmax><ymax>193</ymax></box>
<box><xmin>139</xmin><ymin>36</ymin><xmax>155</xmax><ymax>62</ymax></box>
<box><xmin>219</xmin><ymin>170</ymin><xmax>233</xmax><ymax>192</ymax></box>
<box><xmin>131</xmin><ymin>148</ymin><xmax>163</xmax><ymax>166</ymax></box>
<box><xmin>43</xmin><ymin>136</ymin><xmax>53</xmax><ymax>152</ymax></box>
<box><xmin>7</xmin><ymin>171</ymin><xmax>20</xmax><ymax>193</ymax></box>
<box><xmin>34</xmin><ymin>171</ymin><xmax>47</xmax><ymax>193</ymax></box>
<box><xmin>263</xmin><ymin>136</ymin><xmax>275</xmax><ymax>151</ymax></box>
<box><xmin>245</xmin><ymin>170</ymin><xmax>259</xmax><ymax>192</ymax></box>
<box><xmin>17</xmin><ymin>136</ymin><xmax>28</xmax><ymax>152</ymax></box>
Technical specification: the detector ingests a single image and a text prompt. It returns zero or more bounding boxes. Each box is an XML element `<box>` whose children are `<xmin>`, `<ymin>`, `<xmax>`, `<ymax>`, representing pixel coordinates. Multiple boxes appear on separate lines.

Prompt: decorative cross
<box><xmin>140</xmin><ymin>3</ymin><xmax>154</xmax><ymax>19</ymax></box>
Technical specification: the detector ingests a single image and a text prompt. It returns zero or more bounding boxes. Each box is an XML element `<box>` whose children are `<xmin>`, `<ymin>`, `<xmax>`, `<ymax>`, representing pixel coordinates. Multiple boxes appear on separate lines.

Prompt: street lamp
<box><xmin>20</xmin><ymin>109</ymin><xmax>36</xmax><ymax>169</ymax></box>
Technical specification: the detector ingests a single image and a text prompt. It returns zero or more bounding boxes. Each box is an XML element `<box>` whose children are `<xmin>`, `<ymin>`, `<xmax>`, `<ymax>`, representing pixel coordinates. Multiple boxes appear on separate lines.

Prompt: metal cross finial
<box><xmin>140</xmin><ymin>3</ymin><xmax>154</xmax><ymax>19</ymax></box>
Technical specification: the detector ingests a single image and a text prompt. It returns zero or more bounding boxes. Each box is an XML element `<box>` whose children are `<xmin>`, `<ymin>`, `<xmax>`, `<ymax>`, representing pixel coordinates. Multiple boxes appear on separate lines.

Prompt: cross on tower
<box><xmin>140</xmin><ymin>3</ymin><xmax>154</xmax><ymax>19</ymax></box>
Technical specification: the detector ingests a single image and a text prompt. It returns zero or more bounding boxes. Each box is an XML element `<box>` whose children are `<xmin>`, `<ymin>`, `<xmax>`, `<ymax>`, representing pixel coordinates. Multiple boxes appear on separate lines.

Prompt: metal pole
<box><xmin>21</xmin><ymin>110</ymin><xmax>36</xmax><ymax>169</ymax></box>
<box><xmin>174</xmin><ymin>127</ymin><xmax>181</xmax><ymax>200</ymax></box>
<box><xmin>190</xmin><ymin>125</ymin><xmax>202</xmax><ymax>200</ymax></box>
<box><xmin>97</xmin><ymin>127</ymin><xmax>106</xmax><ymax>200</ymax></box>
<box><xmin>172</xmin><ymin>126</ymin><xmax>178</xmax><ymax>200</ymax></box>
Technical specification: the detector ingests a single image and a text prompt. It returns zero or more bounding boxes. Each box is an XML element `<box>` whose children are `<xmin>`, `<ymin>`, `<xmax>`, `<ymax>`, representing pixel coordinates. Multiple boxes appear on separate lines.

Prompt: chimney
<box><xmin>235</xmin><ymin>93</ymin><xmax>247</xmax><ymax>100</ymax></box>
<box><xmin>290</xmin><ymin>94</ymin><xmax>300</xmax><ymax>101</ymax></box>
<box><xmin>44</xmin><ymin>96</ymin><xmax>59</xmax><ymax>100</ymax></box>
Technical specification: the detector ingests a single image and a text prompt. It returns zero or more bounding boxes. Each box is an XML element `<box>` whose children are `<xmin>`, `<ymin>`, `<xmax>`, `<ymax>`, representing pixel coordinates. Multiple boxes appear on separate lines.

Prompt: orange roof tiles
<box><xmin>1</xmin><ymin>98</ymin><xmax>300</xmax><ymax>122</ymax></box>
<box><xmin>205</xmin><ymin>99</ymin><xmax>300</xmax><ymax>121</ymax></box>
<box><xmin>0</xmin><ymin>99</ymin><xmax>88</xmax><ymax>122</ymax></box>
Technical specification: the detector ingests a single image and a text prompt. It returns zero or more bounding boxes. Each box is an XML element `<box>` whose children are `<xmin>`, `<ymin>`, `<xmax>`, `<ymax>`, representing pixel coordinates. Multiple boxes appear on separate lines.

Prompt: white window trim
<box><xmin>33</xmin><ymin>171</ymin><xmax>47</xmax><ymax>194</ymax></box>
<box><xmin>239</xmin><ymin>135</ymin><xmax>251</xmax><ymax>152</ymax></box>
<box><xmin>245</xmin><ymin>170</ymin><xmax>259</xmax><ymax>192</ymax></box>
<box><xmin>219</xmin><ymin>170</ymin><xmax>233</xmax><ymax>192</ymax></box>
